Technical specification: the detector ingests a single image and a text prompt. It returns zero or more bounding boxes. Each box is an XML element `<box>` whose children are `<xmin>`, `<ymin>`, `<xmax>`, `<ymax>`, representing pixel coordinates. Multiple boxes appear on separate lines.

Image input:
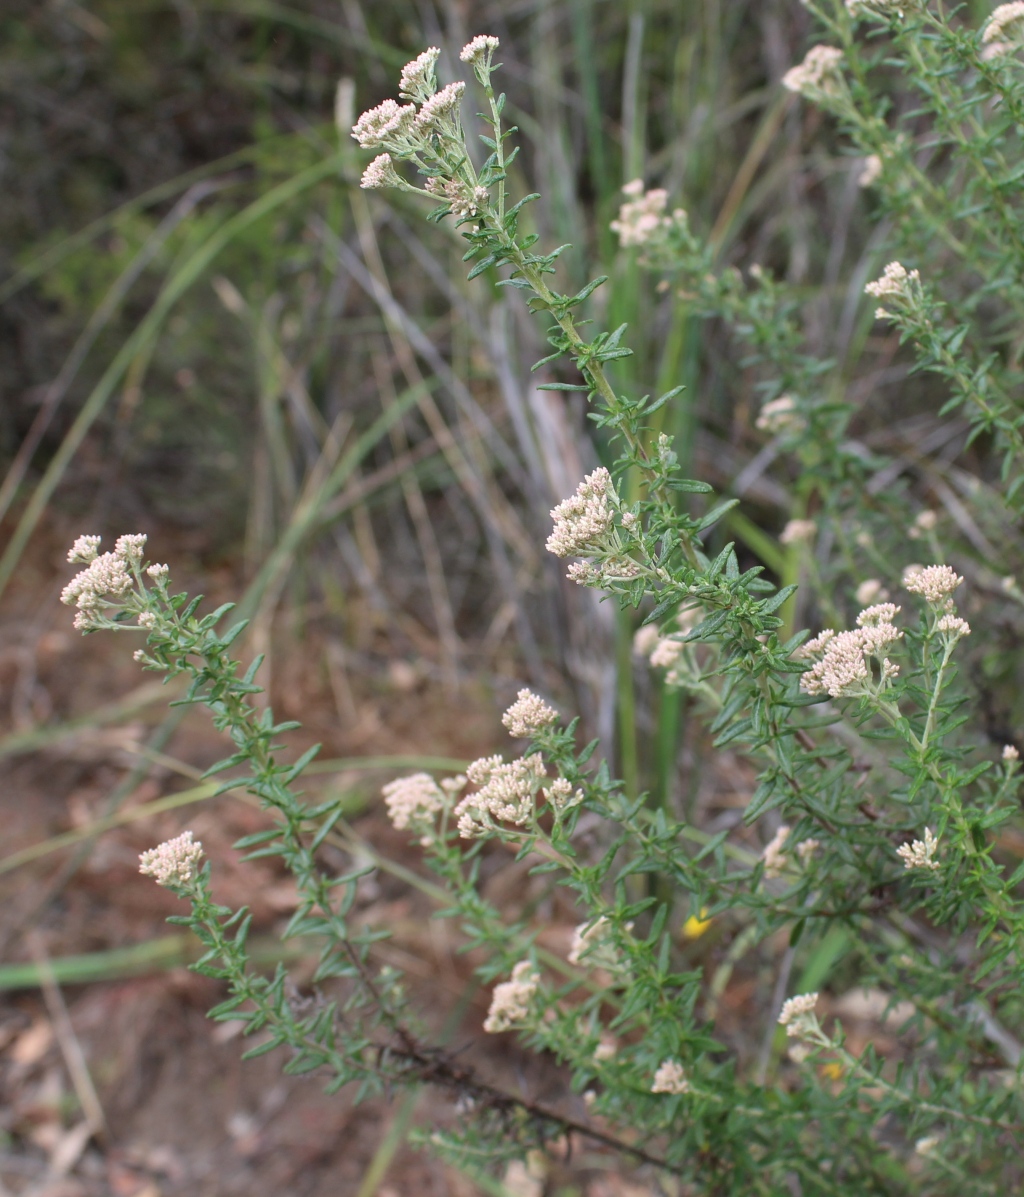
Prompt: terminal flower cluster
<box><xmin>982</xmin><ymin>2</ymin><xmax>1024</xmax><ymax>55</ymax></box>
<box><xmin>763</xmin><ymin>825</ymin><xmax>791</xmax><ymax>878</ymax></box>
<box><xmin>398</xmin><ymin>47</ymin><xmax>440</xmax><ymax>101</ymax></box>
<box><xmin>545</xmin><ymin>467</ymin><xmax>616</xmax><ymax>558</ymax></box>
<box><xmin>61</xmin><ymin>533</ymin><xmax>148</xmax><ymax>630</ymax></box>
<box><xmin>455</xmin><ymin>753</ymin><xmax>547</xmax><ymax>837</ymax></box>
<box><xmin>755</xmin><ymin>394</ymin><xmax>807</xmax><ymax>436</ymax></box>
<box><xmin>903</xmin><ymin>563</ymin><xmax>963</xmax><ymax>605</ymax></box>
<box><xmin>139</xmin><ymin>831</ymin><xmax>204</xmax><ymax>889</ymax></box>
<box><xmin>502</xmin><ymin>688</ymin><xmax>558</xmax><ymax>738</ymax></box>
<box><xmin>610</xmin><ymin>180</ymin><xmax>688</xmax><ymax>250</ymax></box>
<box><xmin>782</xmin><ymin>46</ymin><xmax>845</xmax><ymax>100</ymax></box>
<box><xmin>351</xmin><ymin>40</ymin><xmax>499</xmax><ymax>222</ymax></box>
<box><xmin>778</xmin><ymin>992</ymin><xmax>820</xmax><ymax>1039</ymax></box>
<box><xmin>568</xmin><ymin>917</ymin><xmax>623</xmax><ymax>971</ymax></box>
<box><xmin>382</xmin><ymin>772</ymin><xmax>446</xmax><ymax>831</ymax></box>
<box><xmin>483</xmin><ymin>961</ymin><xmax>539</xmax><ymax>1033</ymax></box>
<box><xmin>799</xmin><ymin>603</ymin><xmax>903</xmax><ymax>699</ymax></box>
<box><xmin>865</xmin><ymin>261</ymin><xmax>922</xmax><ymax>319</ymax></box>
<box><xmin>858</xmin><ymin>153</ymin><xmax>882</xmax><ymax>187</ymax></box>
<box><xmin>897</xmin><ymin>827</ymin><xmax>940</xmax><ymax>871</ymax></box>
<box><xmin>780</xmin><ymin>518</ymin><xmax>816</xmax><ymax>546</ymax></box>
<box><xmin>542</xmin><ymin>777</ymin><xmax>583</xmax><ymax>814</ymax></box>
<box><xmin>762</xmin><ymin>826</ymin><xmax>819</xmax><ymax>877</ymax></box>
<box><xmin>651</xmin><ymin>1060</ymin><xmax>690</xmax><ymax>1095</ymax></box>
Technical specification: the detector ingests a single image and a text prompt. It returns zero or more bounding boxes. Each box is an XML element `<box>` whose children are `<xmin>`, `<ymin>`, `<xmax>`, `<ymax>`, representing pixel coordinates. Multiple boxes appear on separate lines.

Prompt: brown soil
<box><xmin>0</xmin><ymin>526</ymin><xmax>656</xmax><ymax>1197</ymax></box>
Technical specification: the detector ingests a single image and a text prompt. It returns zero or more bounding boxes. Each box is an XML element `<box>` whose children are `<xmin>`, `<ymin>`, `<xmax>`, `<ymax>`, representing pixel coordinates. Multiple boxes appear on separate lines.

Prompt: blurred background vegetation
<box><xmin>0</xmin><ymin>0</ymin><xmax>869</xmax><ymax>780</ymax></box>
<box><xmin>2</xmin><ymin>1</ymin><xmax>1018</xmax><ymax>1194</ymax></box>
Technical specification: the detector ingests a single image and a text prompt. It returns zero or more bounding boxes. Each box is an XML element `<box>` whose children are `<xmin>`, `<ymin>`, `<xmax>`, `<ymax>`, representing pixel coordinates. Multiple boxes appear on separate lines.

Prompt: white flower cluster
<box><xmin>460</xmin><ymin>34</ymin><xmax>499</xmax><ymax>65</ymax></box>
<box><xmin>651</xmin><ymin>1060</ymin><xmax>690</xmax><ymax>1095</ymax></box>
<box><xmin>782</xmin><ymin>45</ymin><xmax>845</xmax><ymax>99</ymax></box>
<box><xmin>897</xmin><ymin>827</ymin><xmax>940</xmax><ymax>871</ymax></box>
<box><xmin>399</xmin><ymin>46</ymin><xmax>440</xmax><ymax>101</ymax></box>
<box><xmin>610</xmin><ymin>180</ymin><xmax>687</xmax><ymax>249</ymax></box>
<box><xmin>855</xmin><ymin>578</ymin><xmax>888</xmax><ymax>605</ymax></box>
<box><xmin>543</xmin><ymin>776</ymin><xmax>583</xmax><ymax>814</ymax></box>
<box><xmin>778</xmin><ymin>992</ymin><xmax>819</xmax><ymax>1038</ymax></box>
<box><xmin>352</xmin><ymin>98</ymin><xmax>417</xmax><ymax>149</ymax></box>
<box><xmin>904</xmin><ymin>563</ymin><xmax>963</xmax><ymax>604</ymax></box>
<box><xmin>762</xmin><ymin>826</ymin><xmax>819</xmax><ymax>877</ymax></box>
<box><xmin>61</xmin><ymin>534</ymin><xmax>148</xmax><ymax>631</ymax></box>
<box><xmin>755</xmin><ymin>394</ymin><xmax>806</xmax><ymax>436</ymax></box>
<box><xmin>139</xmin><ymin>830</ymin><xmax>204</xmax><ymax>888</ymax></box>
<box><xmin>937</xmin><ymin>613</ymin><xmax>971</xmax><ymax>639</ymax></box>
<box><xmin>634</xmin><ymin>608</ymin><xmax>703</xmax><ymax>686</ymax></box>
<box><xmin>414</xmin><ymin>81</ymin><xmax>466</xmax><ymax>131</ymax></box>
<box><xmin>983</xmin><ymin>2</ymin><xmax>1024</xmax><ymax>55</ymax></box>
<box><xmin>353</xmin><ymin>40</ymin><xmax>496</xmax><ymax>185</ymax></box>
<box><xmin>382</xmin><ymin>772</ymin><xmax>446</xmax><ymax>830</ymax></box>
<box><xmin>568</xmin><ymin>917</ymin><xmax>622</xmax><ymax>970</ymax></box>
<box><xmin>67</xmin><ymin>534</ymin><xmax>101</xmax><ymax>563</ymax></box>
<box><xmin>455</xmin><ymin>753</ymin><xmax>547</xmax><ymax>837</ymax></box>
<box><xmin>1004</xmin><ymin>745</ymin><xmax>1019</xmax><ymax>762</ymax></box>
<box><xmin>594</xmin><ymin>1036</ymin><xmax>617</xmax><ymax>1061</ymax></box>
<box><xmin>649</xmin><ymin>637</ymin><xmax>684</xmax><ymax>670</ymax></box>
<box><xmin>908</xmin><ymin>509</ymin><xmax>937</xmax><ymax>539</ymax></box>
<box><xmin>424</xmin><ymin>175</ymin><xmax>488</xmax><ymax>218</ymax></box>
<box><xmin>545</xmin><ymin>467</ymin><xmax>615</xmax><ymax>558</ymax></box>
<box><xmin>799</xmin><ymin>604</ymin><xmax>902</xmax><ymax>699</ymax></box>
<box><xmin>763</xmin><ymin>825</ymin><xmax>791</xmax><ymax>878</ymax></box>
<box><xmin>865</xmin><ymin>261</ymin><xmax>921</xmax><ymax>318</ymax></box>
<box><xmin>360</xmin><ymin>153</ymin><xmax>403</xmax><ymax>190</ymax></box>
<box><xmin>483</xmin><ymin>961</ymin><xmax>539</xmax><ymax>1032</ymax></box>
<box><xmin>502</xmin><ymin>688</ymin><xmax>558</xmax><ymax>738</ymax></box>
<box><xmin>858</xmin><ymin>153</ymin><xmax>882</xmax><ymax>187</ymax></box>
<box><xmin>780</xmin><ymin>518</ymin><xmax>816</xmax><ymax>546</ymax></box>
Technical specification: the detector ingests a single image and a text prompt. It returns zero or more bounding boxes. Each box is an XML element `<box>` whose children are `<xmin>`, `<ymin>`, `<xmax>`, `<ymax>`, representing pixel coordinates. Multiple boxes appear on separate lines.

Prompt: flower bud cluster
<box><xmin>568</xmin><ymin>916</ymin><xmax>623</xmax><ymax>971</ymax></box>
<box><xmin>799</xmin><ymin>605</ymin><xmax>902</xmax><ymax>699</ymax></box>
<box><xmin>546</xmin><ymin>468</ymin><xmax>616</xmax><ymax>558</ymax></box>
<box><xmin>903</xmin><ymin>563</ymin><xmax>963</xmax><ymax>604</ymax></box>
<box><xmin>780</xmin><ymin>518</ymin><xmax>816</xmax><ymax>546</ymax></box>
<box><xmin>651</xmin><ymin>1060</ymin><xmax>690</xmax><ymax>1095</ymax></box>
<box><xmin>398</xmin><ymin>47</ymin><xmax>440</xmax><ymax>102</ymax></box>
<box><xmin>382</xmin><ymin>772</ymin><xmax>446</xmax><ymax>831</ymax></box>
<box><xmin>897</xmin><ymin>827</ymin><xmax>940</xmax><ymax>871</ymax></box>
<box><xmin>982</xmin><ymin>2</ymin><xmax>1024</xmax><ymax>56</ymax></box>
<box><xmin>763</xmin><ymin>825</ymin><xmax>791</xmax><ymax>878</ymax></box>
<box><xmin>610</xmin><ymin>180</ymin><xmax>687</xmax><ymax>250</ymax></box>
<box><xmin>61</xmin><ymin>533</ymin><xmax>147</xmax><ymax>631</ymax></box>
<box><xmin>351</xmin><ymin>38</ymin><xmax>499</xmax><ymax>213</ymax></box>
<box><xmin>139</xmin><ymin>830</ymin><xmax>204</xmax><ymax>888</ymax></box>
<box><xmin>778</xmin><ymin>992</ymin><xmax>819</xmax><ymax>1039</ymax></box>
<box><xmin>755</xmin><ymin>394</ymin><xmax>807</xmax><ymax>436</ymax></box>
<box><xmin>782</xmin><ymin>46</ymin><xmax>845</xmax><ymax>99</ymax></box>
<box><xmin>858</xmin><ymin>153</ymin><xmax>882</xmax><ymax>187</ymax></box>
<box><xmin>425</xmin><ymin>175</ymin><xmax>488</xmax><ymax>219</ymax></box>
<box><xmin>483</xmin><ymin>961</ymin><xmax>539</xmax><ymax>1032</ymax></box>
<box><xmin>865</xmin><ymin>261</ymin><xmax>922</xmax><ymax>320</ymax></box>
<box><xmin>455</xmin><ymin>753</ymin><xmax>547</xmax><ymax>837</ymax></box>
<box><xmin>502</xmin><ymin>688</ymin><xmax>558</xmax><ymax>738</ymax></box>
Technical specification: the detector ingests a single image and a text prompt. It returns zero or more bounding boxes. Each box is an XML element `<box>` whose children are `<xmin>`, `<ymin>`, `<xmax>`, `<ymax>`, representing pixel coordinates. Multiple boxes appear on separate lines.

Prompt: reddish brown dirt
<box><xmin>0</xmin><ymin>528</ymin><xmax>655</xmax><ymax>1197</ymax></box>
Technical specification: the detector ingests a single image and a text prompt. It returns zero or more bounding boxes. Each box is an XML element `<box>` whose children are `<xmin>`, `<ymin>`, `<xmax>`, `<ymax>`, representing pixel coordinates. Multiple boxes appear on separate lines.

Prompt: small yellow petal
<box><xmin>821</xmin><ymin>1061</ymin><xmax>843</xmax><ymax>1081</ymax></box>
<box><xmin>682</xmin><ymin>909</ymin><xmax>712</xmax><ymax>939</ymax></box>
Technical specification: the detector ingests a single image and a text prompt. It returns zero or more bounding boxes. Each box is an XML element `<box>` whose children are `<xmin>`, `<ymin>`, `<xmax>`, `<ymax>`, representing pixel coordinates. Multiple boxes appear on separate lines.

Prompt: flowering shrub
<box><xmin>61</xmin><ymin>9</ymin><xmax>1024</xmax><ymax>1193</ymax></box>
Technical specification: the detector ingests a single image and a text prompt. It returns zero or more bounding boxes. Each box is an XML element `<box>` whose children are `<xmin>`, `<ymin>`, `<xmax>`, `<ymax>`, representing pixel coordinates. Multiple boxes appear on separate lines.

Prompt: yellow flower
<box><xmin>682</xmin><ymin>909</ymin><xmax>712</xmax><ymax>939</ymax></box>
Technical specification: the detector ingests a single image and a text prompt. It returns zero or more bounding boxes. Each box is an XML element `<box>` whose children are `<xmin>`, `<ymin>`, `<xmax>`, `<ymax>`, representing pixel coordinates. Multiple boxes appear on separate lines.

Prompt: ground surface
<box><xmin>0</xmin><ymin>523</ymin><xmax>669</xmax><ymax>1197</ymax></box>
